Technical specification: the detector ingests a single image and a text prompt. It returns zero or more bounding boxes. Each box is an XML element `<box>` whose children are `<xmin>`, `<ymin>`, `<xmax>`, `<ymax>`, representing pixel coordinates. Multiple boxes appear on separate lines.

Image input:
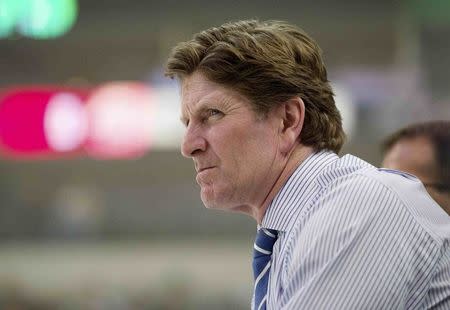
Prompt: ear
<box><xmin>278</xmin><ymin>96</ymin><xmax>305</xmax><ymax>153</ymax></box>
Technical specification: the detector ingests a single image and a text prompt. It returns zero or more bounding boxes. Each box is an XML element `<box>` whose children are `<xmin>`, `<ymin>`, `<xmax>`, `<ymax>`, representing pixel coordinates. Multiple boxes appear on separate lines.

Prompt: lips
<box><xmin>196</xmin><ymin>166</ymin><xmax>216</xmax><ymax>184</ymax></box>
<box><xmin>197</xmin><ymin>166</ymin><xmax>215</xmax><ymax>173</ymax></box>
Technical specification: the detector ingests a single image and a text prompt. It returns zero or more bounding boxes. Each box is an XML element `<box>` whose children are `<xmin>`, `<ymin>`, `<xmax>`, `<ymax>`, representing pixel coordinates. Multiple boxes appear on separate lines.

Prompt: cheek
<box><xmin>235</xmin><ymin>134</ymin><xmax>276</xmax><ymax>176</ymax></box>
<box><xmin>211</xmin><ymin>121</ymin><xmax>277</xmax><ymax>174</ymax></box>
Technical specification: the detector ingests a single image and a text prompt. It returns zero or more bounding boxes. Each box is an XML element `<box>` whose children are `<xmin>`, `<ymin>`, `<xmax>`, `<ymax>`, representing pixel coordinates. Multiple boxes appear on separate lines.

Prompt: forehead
<box><xmin>181</xmin><ymin>72</ymin><xmax>223</xmax><ymax>105</ymax></box>
<box><xmin>383</xmin><ymin>136</ymin><xmax>437</xmax><ymax>179</ymax></box>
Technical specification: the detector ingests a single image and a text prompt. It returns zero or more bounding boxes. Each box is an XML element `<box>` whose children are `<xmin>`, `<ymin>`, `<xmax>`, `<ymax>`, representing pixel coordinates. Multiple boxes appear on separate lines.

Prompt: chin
<box><xmin>201</xmin><ymin>192</ymin><xmax>231</xmax><ymax>210</ymax></box>
<box><xmin>200</xmin><ymin>184</ymin><xmax>239</xmax><ymax>210</ymax></box>
<box><xmin>200</xmin><ymin>185</ymin><xmax>216</xmax><ymax>206</ymax></box>
<box><xmin>201</xmin><ymin>195</ymin><xmax>223</xmax><ymax>209</ymax></box>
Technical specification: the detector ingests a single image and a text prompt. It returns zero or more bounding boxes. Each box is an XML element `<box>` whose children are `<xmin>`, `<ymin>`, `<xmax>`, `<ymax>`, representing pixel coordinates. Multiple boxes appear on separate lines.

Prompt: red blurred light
<box><xmin>0</xmin><ymin>89</ymin><xmax>50</xmax><ymax>153</ymax></box>
<box><xmin>0</xmin><ymin>86</ymin><xmax>89</xmax><ymax>159</ymax></box>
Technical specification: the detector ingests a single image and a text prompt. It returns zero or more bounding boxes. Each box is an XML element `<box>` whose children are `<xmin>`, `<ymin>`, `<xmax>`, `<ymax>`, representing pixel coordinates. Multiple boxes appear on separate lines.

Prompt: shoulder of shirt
<box><xmin>312</xmin><ymin>154</ymin><xmax>450</xmax><ymax>244</ymax></box>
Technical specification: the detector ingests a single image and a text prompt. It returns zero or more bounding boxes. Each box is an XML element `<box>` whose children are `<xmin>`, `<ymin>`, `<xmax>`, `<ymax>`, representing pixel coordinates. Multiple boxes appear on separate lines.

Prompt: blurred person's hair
<box><xmin>382</xmin><ymin>120</ymin><xmax>450</xmax><ymax>190</ymax></box>
<box><xmin>165</xmin><ymin>19</ymin><xmax>345</xmax><ymax>153</ymax></box>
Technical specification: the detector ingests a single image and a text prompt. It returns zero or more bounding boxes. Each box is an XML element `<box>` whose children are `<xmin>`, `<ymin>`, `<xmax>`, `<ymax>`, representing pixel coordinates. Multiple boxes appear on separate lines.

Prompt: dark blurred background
<box><xmin>0</xmin><ymin>0</ymin><xmax>449</xmax><ymax>309</ymax></box>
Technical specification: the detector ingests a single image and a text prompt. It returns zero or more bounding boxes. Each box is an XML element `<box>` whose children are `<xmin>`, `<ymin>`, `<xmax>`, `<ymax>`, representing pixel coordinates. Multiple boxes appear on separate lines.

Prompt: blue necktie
<box><xmin>253</xmin><ymin>228</ymin><xmax>278</xmax><ymax>310</ymax></box>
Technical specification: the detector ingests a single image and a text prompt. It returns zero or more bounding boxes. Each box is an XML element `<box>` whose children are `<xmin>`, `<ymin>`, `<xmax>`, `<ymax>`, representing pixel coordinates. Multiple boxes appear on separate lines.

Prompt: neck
<box><xmin>254</xmin><ymin>145</ymin><xmax>315</xmax><ymax>224</ymax></box>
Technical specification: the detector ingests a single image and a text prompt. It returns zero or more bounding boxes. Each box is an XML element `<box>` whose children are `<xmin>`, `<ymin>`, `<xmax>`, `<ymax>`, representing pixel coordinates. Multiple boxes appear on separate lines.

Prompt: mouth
<box><xmin>197</xmin><ymin>166</ymin><xmax>215</xmax><ymax>173</ymax></box>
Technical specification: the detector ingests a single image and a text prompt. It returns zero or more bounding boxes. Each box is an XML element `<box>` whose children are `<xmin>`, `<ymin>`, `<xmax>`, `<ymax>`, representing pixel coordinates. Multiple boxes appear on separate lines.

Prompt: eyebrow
<box><xmin>180</xmin><ymin>99</ymin><xmax>223</xmax><ymax>126</ymax></box>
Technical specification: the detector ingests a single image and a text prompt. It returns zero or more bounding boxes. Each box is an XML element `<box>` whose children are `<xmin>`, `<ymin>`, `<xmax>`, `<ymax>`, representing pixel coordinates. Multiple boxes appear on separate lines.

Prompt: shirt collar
<box><xmin>261</xmin><ymin>150</ymin><xmax>339</xmax><ymax>232</ymax></box>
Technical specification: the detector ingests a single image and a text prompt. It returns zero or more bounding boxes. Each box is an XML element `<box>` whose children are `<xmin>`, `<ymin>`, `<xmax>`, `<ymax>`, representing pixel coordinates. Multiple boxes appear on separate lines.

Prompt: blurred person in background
<box><xmin>166</xmin><ymin>20</ymin><xmax>450</xmax><ymax>309</ymax></box>
<box><xmin>382</xmin><ymin>120</ymin><xmax>450</xmax><ymax>213</ymax></box>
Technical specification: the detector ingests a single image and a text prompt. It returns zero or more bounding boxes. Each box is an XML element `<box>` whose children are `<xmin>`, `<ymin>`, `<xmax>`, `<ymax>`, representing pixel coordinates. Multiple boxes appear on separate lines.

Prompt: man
<box><xmin>382</xmin><ymin>121</ymin><xmax>450</xmax><ymax>213</ymax></box>
<box><xmin>166</xmin><ymin>20</ymin><xmax>450</xmax><ymax>309</ymax></box>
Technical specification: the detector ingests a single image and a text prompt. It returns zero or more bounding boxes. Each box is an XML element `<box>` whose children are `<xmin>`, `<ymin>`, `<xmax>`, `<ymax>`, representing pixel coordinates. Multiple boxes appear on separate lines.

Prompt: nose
<box><xmin>181</xmin><ymin>124</ymin><xmax>207</xmax><ymax>158</ymax></box>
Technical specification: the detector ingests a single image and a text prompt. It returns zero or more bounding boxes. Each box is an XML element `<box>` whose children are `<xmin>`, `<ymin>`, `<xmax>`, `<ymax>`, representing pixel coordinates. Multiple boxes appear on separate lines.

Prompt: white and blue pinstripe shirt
<box><xmin>258</xmin><ymin>151</ymin><xmax>450</xmax><ymax>309</ymax></box>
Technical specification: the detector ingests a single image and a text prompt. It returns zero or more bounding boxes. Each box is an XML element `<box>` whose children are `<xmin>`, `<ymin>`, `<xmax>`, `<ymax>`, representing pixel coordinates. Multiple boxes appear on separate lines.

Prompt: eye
<box><xmin>207</xmin><ymin>109</ymin><xmax>223</xmax><ymax>118</ymax></box>
<box><xmin>180</xmin><ymin>118</ymin><xmax>189</xmax><ymax>127</ymax></box>
<box><xmin>202</xmin><ymin>109</ymin><xmax>223</xmax><ymax>123</ymax></box>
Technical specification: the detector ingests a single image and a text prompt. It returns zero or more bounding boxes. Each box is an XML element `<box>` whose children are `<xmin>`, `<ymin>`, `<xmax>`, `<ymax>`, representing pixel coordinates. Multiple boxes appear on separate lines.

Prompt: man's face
<box><xmin>382</xmin><ymin>136</ymin><xmax>450</xmax><ymax>212</ymax></box>
<box><xmin>180</xmin><ymin>72</ymin><xmax>282</xmax><ymax>212</ymax></box>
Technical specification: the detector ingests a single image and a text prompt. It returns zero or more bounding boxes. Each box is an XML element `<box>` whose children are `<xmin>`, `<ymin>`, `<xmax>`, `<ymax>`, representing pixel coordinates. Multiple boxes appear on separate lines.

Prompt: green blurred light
<box><xmin>19</xmin><ymin>0</ymin><xmax>78</xmax><ymax>39</ymax></box>
<box><xmin>0</xmin><ymin>0</ymin><xmax>27</xmax><ymax>38</ymax></box>
<box><xmin>409</xmin><ymin>0</ymin><xmax>450</xmax><ymax>24</ymax></box>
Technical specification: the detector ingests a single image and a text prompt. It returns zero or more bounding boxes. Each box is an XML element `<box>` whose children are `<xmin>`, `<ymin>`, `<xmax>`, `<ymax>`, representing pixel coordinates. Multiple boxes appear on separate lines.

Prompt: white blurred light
<box><xmin>332</xmin><ymin>83</ymin><xmax>356</xmax><ymax>140</ymax></box>
<box><xmin>85</xmin><ymin>82</ymin><xmax>153</xmax><ymax>159</ymax></box>
<box><xmin>44</xmin><ymin>92</ymin><xmax>88</xmax><ymax>152</ymax></box>
<box><xmin>151</xmin><ymin>85</ymin><xmax>184</xmax><ymax>149</ymax></box>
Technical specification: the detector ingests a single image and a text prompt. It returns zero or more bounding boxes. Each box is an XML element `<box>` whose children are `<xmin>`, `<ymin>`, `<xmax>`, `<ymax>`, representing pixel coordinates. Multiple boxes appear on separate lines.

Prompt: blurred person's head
<box><xmin>165</xmin><ymin>20</ymin><xmax>344</xmax><ymax>221</ymax></box>
<box><xmin>382</xmin><ymin>121</ymin><xmax>450</xmax><ymax>213</ymax></box>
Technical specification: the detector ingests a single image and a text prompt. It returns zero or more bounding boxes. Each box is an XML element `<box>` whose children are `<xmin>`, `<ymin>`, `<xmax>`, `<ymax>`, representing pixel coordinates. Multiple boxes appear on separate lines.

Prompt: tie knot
<box><xmin>253</xmin><ymin>228</ymin><xmax>278</xmax><ymax>258</ymax></box>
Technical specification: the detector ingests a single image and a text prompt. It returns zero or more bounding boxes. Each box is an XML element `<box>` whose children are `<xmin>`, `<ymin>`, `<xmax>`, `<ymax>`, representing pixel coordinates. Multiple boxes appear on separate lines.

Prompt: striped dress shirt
<box><xmin>255</xmin><ymin>151</ymin><xmax>450</xmax><ymax>309</ymax></box>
